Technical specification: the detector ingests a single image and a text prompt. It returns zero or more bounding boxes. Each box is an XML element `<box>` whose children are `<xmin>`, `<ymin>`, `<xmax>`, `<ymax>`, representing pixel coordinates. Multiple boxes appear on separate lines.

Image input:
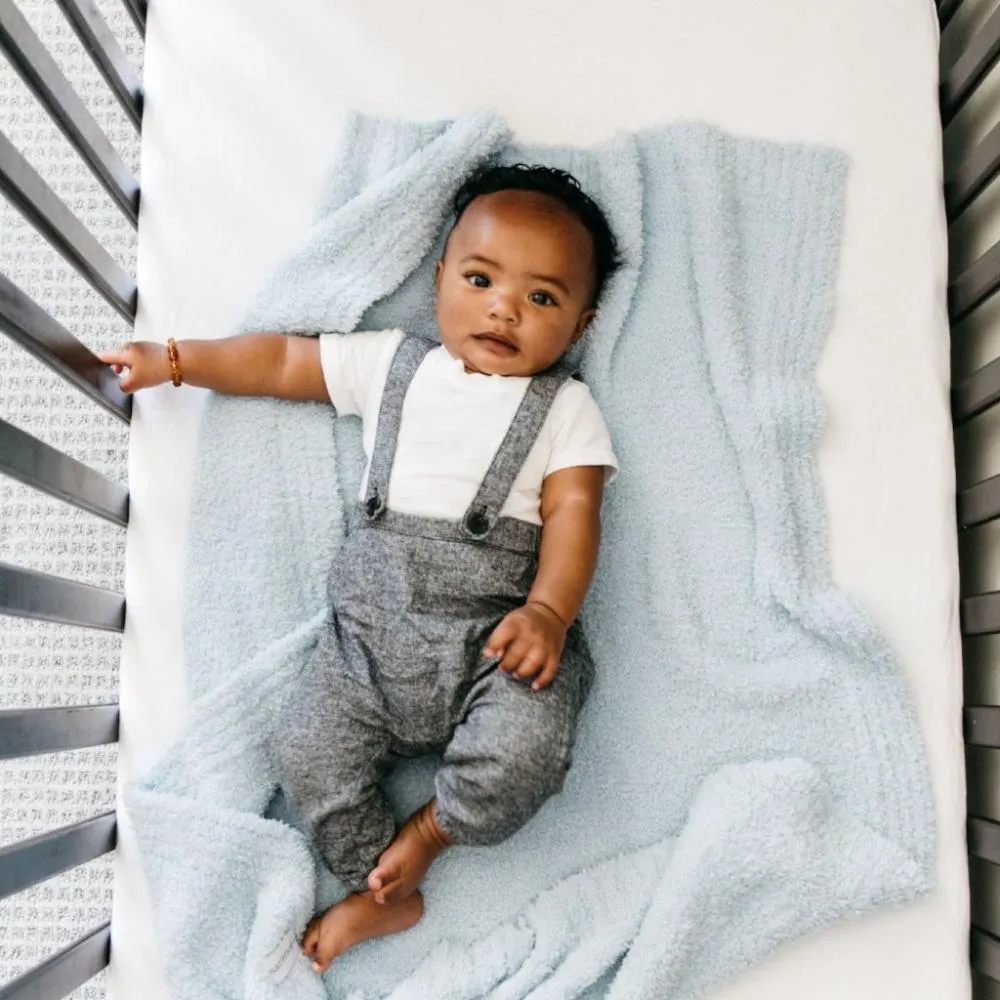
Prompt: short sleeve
<box><xmin>318</xmin><ymin>329</ymin><xmax>405</xmax><ymax>417</ymax></box>
<box><xmin>544</xmin><ymin>380</ymin><xmax>619</xmax><ymax>482</ymax></box>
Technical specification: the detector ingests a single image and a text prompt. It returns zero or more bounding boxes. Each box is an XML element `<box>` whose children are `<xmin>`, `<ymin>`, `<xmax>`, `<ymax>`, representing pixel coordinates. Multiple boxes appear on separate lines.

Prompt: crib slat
<box><xmin>0</xmin><ymin>0</ymin><xmax>139</xmax><ymax>226</ymax></box>
<box><xmin>964</xmin><ymin>593</ymin><xmax>1000</xmax><ymax>636</ymax></box>
<box><xmin>974</xmin><ymin>856</ymin><xmax>1000</xmax><ymax>940</ymax></box>
<box><xmin>0</xmin><ymin>563</ymin><xmax>125</xmax><ymax>632</ymax></box>
<box><xmin>0</xmin><ymin>130</ymin><xmax>136</xmax><ymax>320</ymax></box>
<box><xmin>0</xmin><ymin>274</ymin><xmax>131</xmax><ymax>424</ymax></box>
<box><xmin>973</xmin><ymin>970</ymin><xmax>1000</xmax><ymax>999</ymax></box>
<box><xmin>959</xmin><ymin>475</ymin><xmax>1000</xmax><ymax>529</ymax></box>
<box><xmin>974</xmin><ymin>928</ymin><xmax>1000</xmax><ymax>985</ymax></box>
<box><xmin>971</xmin><ymin>818</ymin><xmax>1000</xmax><ymax>865</ymax></box>
<box><xmin>0</xmin><ymin>419</ymin><xmax>128</xmax><ymax>526</ymax></box>
<box><xmin>55</xmin><ymin>0</ymin><xmax>142</xmax><ymax>131</ymax></box>
<box><xmin>0</xmin><ymin>812</ymin><xmax>116</xmax><ymax>900</ymax></box>
<box><xmin>950</xmin><ymin>240</ymin><xmax>1000</xmax><ymax>325</ymax></box>
<box><xmin>946</xmin><ymin>120</ymin><xmax>1000</xmax><ymax>222</ymax></box>
<box><xmin>0</xmin><ymin>705</ymin><xmax>119</xmax><ymax>760</ymax></box>
<box><xmin>0</xmin><ymin>923</ymin><xmax>109</xmax><ymax>1000</ymax></box>
<box><xmin>120</xmin><ymin>0</ymin><xmax>146</xmax><ymax>36</ymax></box>
<box><xmin>940</xmin><ymin>3</ymin><xmax>1000</xmax><ymax>125</ymax></box>
<box><xmin>969</xmin><ymin>746</ymin><xmax>1000</xmax><ymax>821</ymax></box>
<box><xmin>938</xmin><ymin>0</ymin><xmax>963</xmax><ymax>32</ymax></box>
<box><xmin>954</xmin><ymin>356</ymin><xmax>1000</xmax><ymax>422</ymax></box>
<box><xmin>968</xmin><ymin>707</ymin><xmax>1000</xmax><ymax>746</ymax></box>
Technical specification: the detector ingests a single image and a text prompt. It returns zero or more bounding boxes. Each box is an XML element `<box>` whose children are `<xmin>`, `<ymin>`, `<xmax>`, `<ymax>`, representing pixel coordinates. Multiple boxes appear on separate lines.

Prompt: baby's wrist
<box><xmin>525</xmin><ymin>599</ymin><xmax>569</xmax><ymax>630</ymax></box>
<box><xmin>136</xmin><ymin>342</ymin><xmax>171</xmax><ymax>387</ymax></box>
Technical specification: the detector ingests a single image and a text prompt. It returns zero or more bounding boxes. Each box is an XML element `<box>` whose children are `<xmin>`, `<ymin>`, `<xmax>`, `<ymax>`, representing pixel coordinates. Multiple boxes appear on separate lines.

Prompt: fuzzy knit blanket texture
<box><xmin>127</xmin><ymin>110</ymin><xmax>934</xmax><ymax>1000</ymax></box>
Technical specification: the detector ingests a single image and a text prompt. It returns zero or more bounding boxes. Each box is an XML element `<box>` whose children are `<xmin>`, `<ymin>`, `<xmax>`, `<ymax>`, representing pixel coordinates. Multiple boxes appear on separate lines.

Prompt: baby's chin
<box><xmin>478</xmin><ymin>340</ymin><xmax>566</xmax><ymax>377</ymax></box>
<box><xmin>461</xmin><ymin>356</ymin><xmax>520</xmax><ymax>377</ymax></box>
<box><xmin>439</xmin><ymin>332</ymin><xmax>553</xmax><ymax>377</ymax></box>
<box><xmin>464</xmin><ymin>353</ymin><xmax>538</xmax><ymax>378</ymax></box>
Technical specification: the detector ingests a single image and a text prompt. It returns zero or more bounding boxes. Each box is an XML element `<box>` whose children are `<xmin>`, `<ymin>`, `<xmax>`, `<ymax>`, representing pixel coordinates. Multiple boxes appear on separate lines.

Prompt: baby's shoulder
<box><xmin>550</xmin><ymin>373</ymin><xmax>601</xmax><ymax>417</ymax></box>
<box><xmin>539</xmin><ymin>376</ymin><xmax>608</xmax><ymax>445</ymax></box>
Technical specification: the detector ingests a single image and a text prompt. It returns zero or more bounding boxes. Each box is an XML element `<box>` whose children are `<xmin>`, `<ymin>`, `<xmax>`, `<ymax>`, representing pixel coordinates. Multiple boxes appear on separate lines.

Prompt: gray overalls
<box><xmin>275</xmin><ymin>336</ymin><xmax>595</xmax><ymax>893</ymax></box>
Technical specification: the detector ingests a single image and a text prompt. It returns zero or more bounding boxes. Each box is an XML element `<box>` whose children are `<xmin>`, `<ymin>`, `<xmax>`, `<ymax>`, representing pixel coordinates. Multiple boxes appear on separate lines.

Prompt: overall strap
<box><xmin>462</xmin><ymin>367</ymin><xmax>572</xmax><ymax>540</ymax></box>
<box><xmin>362</xmin><ymin>336</ymin><xmax>436</xmax><ymax>521</ymax></box>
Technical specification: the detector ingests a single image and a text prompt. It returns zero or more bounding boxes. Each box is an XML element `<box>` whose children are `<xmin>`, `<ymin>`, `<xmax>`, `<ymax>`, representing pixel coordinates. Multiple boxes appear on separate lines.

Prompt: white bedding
<box><xmin>108</xmin><ymin>1</ymin><xmax>969</xmax><ymax>998</ymax></box>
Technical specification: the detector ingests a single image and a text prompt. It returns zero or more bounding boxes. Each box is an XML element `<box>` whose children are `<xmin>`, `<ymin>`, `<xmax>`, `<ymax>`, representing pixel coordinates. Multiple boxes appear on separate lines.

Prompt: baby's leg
<box><xmin>436</xmin><ymin>638</ymin><xmax>591</xmax><ymax>845</ymax></box>
<box><xmin>368</xmin><ymin>640</ymin><xmax>592</xmax><ymax>904</ymax></box>
<box><xmin>275</xmin><ymin>632</ymin><xmax>407</xmax><ymax>967</ymax></box>
<box><xmin>275</xmin><ymin>638</ymin><xmax>397</xmax><ymax>889</ymax></box>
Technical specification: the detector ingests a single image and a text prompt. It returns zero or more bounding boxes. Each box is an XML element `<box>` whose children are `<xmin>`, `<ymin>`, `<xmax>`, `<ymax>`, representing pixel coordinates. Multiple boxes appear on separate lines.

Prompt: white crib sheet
<box><xmin>108</xmin><ymin>1</ymin><xmax>968</xmax><ymax>998</ymax></box>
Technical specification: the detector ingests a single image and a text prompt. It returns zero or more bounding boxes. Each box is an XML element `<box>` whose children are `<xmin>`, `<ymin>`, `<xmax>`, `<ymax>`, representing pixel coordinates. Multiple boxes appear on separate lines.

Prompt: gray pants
<box><xmin>274</xmin><ymin>337</ymin><xmax>595</xmax><ymax>892</ymax></box>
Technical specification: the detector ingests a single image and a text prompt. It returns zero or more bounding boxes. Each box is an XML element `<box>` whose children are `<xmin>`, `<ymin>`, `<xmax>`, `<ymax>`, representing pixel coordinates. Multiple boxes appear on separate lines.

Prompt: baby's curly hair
<box><xmin>451</xmin><ymin>163</ymin><xmax>623</xmax><ymax>308</ymax></box>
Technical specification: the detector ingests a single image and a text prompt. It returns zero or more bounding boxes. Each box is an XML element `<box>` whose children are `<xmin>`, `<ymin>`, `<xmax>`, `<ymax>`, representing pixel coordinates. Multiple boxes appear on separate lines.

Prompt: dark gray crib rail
<box><xmin>943</xmin><ymin>0</ymin><xmax>1000</xmax><ymax>996</ymax></box>
<box><xmin>0</xmin><ymin>1</ymin><xmax>985</xmax><ymax>997</ymax></box>
<box><xmin>0</xmin><ymin>0</ymin><xmax>142</xmax><ymax>997</ymax></box>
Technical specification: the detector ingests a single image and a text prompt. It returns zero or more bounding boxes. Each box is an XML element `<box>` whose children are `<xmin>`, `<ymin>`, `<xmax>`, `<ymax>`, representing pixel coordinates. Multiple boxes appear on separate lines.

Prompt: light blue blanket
<box><xmin>128</xmin><ymin>110</ymin><xmax>935</xmax><ymax>1000</ymax></box>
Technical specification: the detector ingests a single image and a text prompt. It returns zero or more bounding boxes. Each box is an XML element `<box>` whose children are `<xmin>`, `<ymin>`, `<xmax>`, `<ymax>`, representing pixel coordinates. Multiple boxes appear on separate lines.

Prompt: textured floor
<box><xmin>0</xmin><ymin>1</ymin><xmax>142</xmax><ymax>996</ymax></box>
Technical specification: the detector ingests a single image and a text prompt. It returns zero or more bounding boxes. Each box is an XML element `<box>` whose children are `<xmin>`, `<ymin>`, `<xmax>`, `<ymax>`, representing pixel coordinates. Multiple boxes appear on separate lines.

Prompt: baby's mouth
<box><xmin>473</xmin><ymin>331</ymin><xmax>519</xmax><ymax>354</ymax></box>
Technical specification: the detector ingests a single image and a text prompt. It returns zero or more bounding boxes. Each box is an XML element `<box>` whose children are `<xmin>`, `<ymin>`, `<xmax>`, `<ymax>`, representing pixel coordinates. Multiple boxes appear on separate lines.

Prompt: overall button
<box><xmin>364</xmin><ymin>492</ymin><xmax>381</xmax><ymax>518</ymax></box>
<box><xmin>465</xmin><ymin>509</ymin><xmax>491</xmax><ymax>537</ymax></box>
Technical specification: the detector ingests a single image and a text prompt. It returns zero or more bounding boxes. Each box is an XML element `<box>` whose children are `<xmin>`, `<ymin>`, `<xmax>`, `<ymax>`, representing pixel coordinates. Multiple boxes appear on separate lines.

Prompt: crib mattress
<box><xmin>108</xmin><ymin>1</ymin><xmax>967</xmax><ymax>998</ymax></box>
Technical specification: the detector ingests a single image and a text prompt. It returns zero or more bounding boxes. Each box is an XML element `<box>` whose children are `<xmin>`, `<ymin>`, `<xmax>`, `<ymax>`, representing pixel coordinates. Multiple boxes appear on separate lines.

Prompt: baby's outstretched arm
<box><xmin>484</xmin><ymin>465</ymin><xmax>605</xmax><ymax>691</ymax></box>
<box><xmin>99</xmin><ymin>334</ymin><xmax>328</xmax><ymax>401</ymax></box>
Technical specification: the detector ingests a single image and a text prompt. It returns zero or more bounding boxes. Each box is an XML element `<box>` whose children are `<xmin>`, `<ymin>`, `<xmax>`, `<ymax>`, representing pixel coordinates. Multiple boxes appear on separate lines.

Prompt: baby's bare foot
<box><xmin>302</xmin><ymin>890</ymin><xmax>423</xmax><ymax>973</ymax></box>
<box><xmin>367</xmin><ymin>798</ymin><xmax>453</xmax><ymax>905</ymax></box>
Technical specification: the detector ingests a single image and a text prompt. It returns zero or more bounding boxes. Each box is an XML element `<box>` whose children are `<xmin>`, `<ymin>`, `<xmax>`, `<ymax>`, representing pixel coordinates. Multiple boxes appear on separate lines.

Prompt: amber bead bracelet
<box><xmin>167</xmin><ymin>337</ymin><xmax>182</xmax><ymax>387</ymax></box>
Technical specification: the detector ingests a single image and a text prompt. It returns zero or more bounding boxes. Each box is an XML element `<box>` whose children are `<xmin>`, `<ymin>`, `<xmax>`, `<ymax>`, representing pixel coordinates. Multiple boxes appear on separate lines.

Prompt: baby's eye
<box><xmin>529</xmin><ymin>290</ymin><xmax>558</xmax><ymax>307</ymax></box>
<box><xmin>465</xmin><ymin>272</ymin><xmax>490</xmax><ymax>288</ymax></box>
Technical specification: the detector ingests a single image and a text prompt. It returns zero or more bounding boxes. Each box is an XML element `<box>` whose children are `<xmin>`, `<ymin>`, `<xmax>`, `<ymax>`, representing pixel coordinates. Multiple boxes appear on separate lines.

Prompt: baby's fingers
<box><xmin>531</xmin><ymin>655</ymin><xmax>561</xmax><ymax>692</ymax></box>
<box><xmin>484</xmin><ymin>616</ymin><xmax>518</xmax><ymax>660</ymax></box>
<box><xmin>98</xmin><ymin>346</ymin><xmax>132</xmax><ymax>367</ymax></box>
<box><xmin>100</xmin><ymin>348</ymin><xmax>135</xmax><ymax>389</ymax></box>
<box><xmin>499</xmin><ymin>636</ymin><xmax>531</xmax><ymax>675</ymax></box>
<box><xmin>512</xmin><ymin>647</ymin><xmax>545</xmax><ymax>681</ymax></box>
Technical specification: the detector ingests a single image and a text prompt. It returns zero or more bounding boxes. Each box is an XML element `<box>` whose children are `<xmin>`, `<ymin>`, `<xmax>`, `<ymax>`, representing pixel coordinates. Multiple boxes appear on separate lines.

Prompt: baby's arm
<box><xmin>484</xmin><ymin>465</ymin><xmax>605</xmax><ymax>691</ymax></box>
<box><xmin>99</xmin><ymin>334</ymin><xmax>328</xmax><ymax>401</ymax></box>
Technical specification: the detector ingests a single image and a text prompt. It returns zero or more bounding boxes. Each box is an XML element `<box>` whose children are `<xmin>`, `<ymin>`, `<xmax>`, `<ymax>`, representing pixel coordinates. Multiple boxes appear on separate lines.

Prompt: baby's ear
<box><xmin>435</xmin><ymin>259</ymin><xmax>444</xmax><ymax>289</ymax></box>
<box><xmin>573</xmin><ymin>308</ymin><xmax>596</xmax><ymax>342</ymax></box>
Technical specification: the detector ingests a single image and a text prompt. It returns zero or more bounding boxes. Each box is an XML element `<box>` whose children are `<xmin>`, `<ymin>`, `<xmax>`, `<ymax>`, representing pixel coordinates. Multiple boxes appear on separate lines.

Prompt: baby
<box><xmin>102</xmin><ymin>164</ymin><xmax>621</xmax><ymax>973</ymax></box>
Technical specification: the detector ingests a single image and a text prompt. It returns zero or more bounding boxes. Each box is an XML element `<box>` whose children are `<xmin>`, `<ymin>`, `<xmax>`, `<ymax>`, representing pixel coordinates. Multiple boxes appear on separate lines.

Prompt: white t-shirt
<box><xmin>319</xmin><ymin>330</ymin><xmax>618</xmax><ymax>527</ymax></box>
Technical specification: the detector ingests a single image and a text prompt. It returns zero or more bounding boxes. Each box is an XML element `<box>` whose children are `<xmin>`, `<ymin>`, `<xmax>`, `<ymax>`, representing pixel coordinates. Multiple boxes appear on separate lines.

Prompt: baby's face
<box><xmin>435</xmin><ymin>190</ymin><xmax>596</xmax><ymax>376</ymax></box>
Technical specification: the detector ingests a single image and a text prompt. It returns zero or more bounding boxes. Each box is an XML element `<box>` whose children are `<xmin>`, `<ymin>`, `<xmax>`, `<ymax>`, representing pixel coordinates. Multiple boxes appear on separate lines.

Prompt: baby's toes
<box><xmin>312</xmin><ymin>928</ymin><xmax>341</xmax><ymax>974</ymax></box>
<box><xmin>311</xmin><ymin>947</ymin><xmax>330</xmax><ymax>974</ymax></box>
<box><xmin>302</xmin><ymin>918</ymin><xmax>321</xmax><ymax>957</ymax></box>
<box><xmin>373</xmin><ymin>878</ymin><xmax>402</xmax><ymax>905</ymax></box>
<box><xmin>368</xmin><ymin>854</ymin><xmax>399</xmax><ymax>892</ymax></box>
<box><xmin>376</xmin><ymin>869</ymin><xmax>411</xmax><ymax>904</ymax></box>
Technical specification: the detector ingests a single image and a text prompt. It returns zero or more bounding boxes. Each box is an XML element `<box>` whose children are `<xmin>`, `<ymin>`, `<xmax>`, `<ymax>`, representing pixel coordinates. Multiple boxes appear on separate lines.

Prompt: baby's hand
<box><xmin>98</xmin><ymin>341</ymin><xmax>171</xmax><ymax>393</ymax></box>
<box><xmin>484</xmin><ymin>601</ymin><xmax>568</xmax><ymax>692</ymax></box>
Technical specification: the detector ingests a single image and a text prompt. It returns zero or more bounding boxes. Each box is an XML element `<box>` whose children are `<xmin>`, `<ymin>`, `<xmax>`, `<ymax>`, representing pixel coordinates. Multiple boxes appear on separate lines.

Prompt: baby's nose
<box><xmin>488</xmin><ymin>293</ymin><xmax>519</xmax><ymax>324</ymax></box>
